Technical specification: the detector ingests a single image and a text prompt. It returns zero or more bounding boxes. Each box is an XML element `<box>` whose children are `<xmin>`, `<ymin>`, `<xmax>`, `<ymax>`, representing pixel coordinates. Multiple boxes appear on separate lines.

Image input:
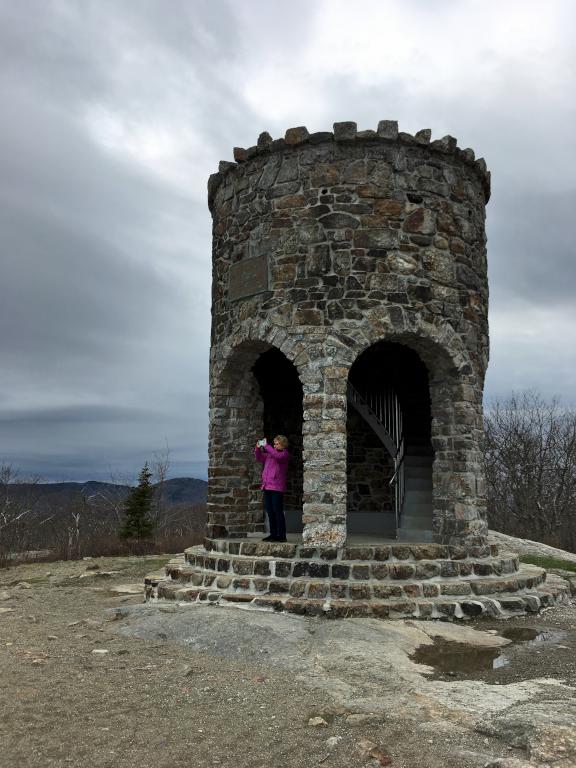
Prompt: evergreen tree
<box><xmin>119</xmin><ymin>463</ymin><xmax>155</xmax><ymax>540</ymax></box>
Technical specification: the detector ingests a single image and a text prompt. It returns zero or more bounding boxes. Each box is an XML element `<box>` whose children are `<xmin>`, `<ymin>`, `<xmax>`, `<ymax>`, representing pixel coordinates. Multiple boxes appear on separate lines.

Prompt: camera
<box><xmin>257</xmin><ymin>438</ymin><xmax>267</xmax><ymax>447</ymax></box>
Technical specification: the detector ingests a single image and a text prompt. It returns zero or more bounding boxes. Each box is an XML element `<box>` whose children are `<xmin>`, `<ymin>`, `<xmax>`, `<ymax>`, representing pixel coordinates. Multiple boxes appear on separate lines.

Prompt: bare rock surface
<box><xmin>489</xmin><ymin>530</ymin><xmax>576</xmax><ymax>564</ymax></box>
<box><xmin>1</xmin><ymin>554</ymin><xmax>575</xmax><ymax>767</ymax></box>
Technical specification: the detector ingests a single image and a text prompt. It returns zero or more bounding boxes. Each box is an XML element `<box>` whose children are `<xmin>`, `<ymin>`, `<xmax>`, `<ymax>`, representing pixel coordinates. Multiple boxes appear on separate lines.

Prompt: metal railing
<box><xmin>347</xmin><ymin>382</ymin><xmax>406</xmax><ymax>532</ymax></box>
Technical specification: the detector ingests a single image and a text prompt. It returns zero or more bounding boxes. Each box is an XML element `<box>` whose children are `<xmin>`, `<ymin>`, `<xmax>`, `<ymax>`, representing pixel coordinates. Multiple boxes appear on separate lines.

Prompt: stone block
<box><xmin>308</xmin><ymin>582</ymin><xmax>329</xmax><ymax>599</ymax></box>
<box><xmin>391</xmin><ymin>545</ymin><xmax>411</xmax><ymax>560</ymax></box>
<box><xmin>284</xmin><ymin>126</ymin><xmax>310</xmax><ymax>145</ymax></box>
<box><xmin>415</xmin><ymin>128</ymin><xmax>431</xmax><ymax>143</ymax></box>
<box><xmin>460</xmin><ymin>600</ymin><xmax>485</xmax><ymax>617</ymax></box>
<box><xmin>440</xmin><ymin>561</ymin><xmax>460</xmax><ymax>578</ymax></box>
<box><xmin>349</xmin><ymin>584</ymin><xmax>371</xmax><ymax>600</ymax></box>
<box><xmin>308</xmin><ymin>562</ymin><xmax>330</xmax><ymax>578</ymax></box>
<box><xmin>333</xmin><ymin>121</ymin><xmax>357</xmax><ymax>140</ymax></box>
<box><xmin>293</xmin><ymin>562</ymin><xmax>309</xmax><ymax>578</ymax></box>
<box><xmin>376</xmin><ymin>120</ymin><xmax>398</xmax><ymax>139</ymax></box>
<box><xmin>390</xmin><ymin>564</ymin><xmax>416</xmax><ymax>580</ymax></box>
<box><xmin>343</xmin><ymin>546</ymin><xmax>373</xmax><ymax>561</ymax></box>
<box><xmin>371</xmin><ymin>564</ymin><xmax>389</xmax><ymax>580</ymax></box>
<box><xmin>290</xmin><ymin>582</ymin><xmax>306</xmax><ymax>597</ymax></box>
<box><xmin>254</xmin><ymin>560</ymin><xmax>272</xmax><ymax>577</ymax></box>
<box><xmin>232</xmin><ymin>559</ymin><xmax>254</xmax><ymax>575</ymax></box>
<box><xmin>257</xmin><ymin>131</ymin><xmax>273</xmax><ymax>149</ymax></box>
<box><xmin>351</xmin><ymin>565</ymin><xmax>370</xmax><ymax>580</ymax></box>
<box><xmin>331</xmin><ymin>564</ymin><xmax>350</xmax><ymax>580</ymax></box>
<box><xmin>373</xmin><ymin>584</ymin><xmax>402</xmax><ymax>599</ymax></box>
<box><xmin>373</xmin><ymin>546</ymin><xmax>391</xmax><ymax>561</ymax></box>
<box><xmin>233</xmin><ymin>147</ymin><xmax>247</xmax><ymax>162</ymax></box>
<box><xmin>415</xmin><ymin>562</ymin><xmax>441</xmax><ymax>580</ymax></box>
<box><xmin>388</xmin><ymin>601</ymin><xmax>414</xmax><ymax>617</ymax></box>
<box><xmin>222</xmin><ymin>593</ymin><xmax>254</xmax><ymax>603</ymax></box>
<box><xmin>440</xmin><ymin>582</ymin><xmax>472</xmax><ymax>595</ymax></box>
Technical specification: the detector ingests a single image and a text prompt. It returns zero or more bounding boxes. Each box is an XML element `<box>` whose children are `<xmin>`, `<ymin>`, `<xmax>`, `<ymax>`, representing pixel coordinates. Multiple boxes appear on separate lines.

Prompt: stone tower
<box><xmin>207</xmin><ymin>120</ymin><xmax>490</xmax><ymax>552</ymax></box>
<box><xmin>147</xmin><ymin>122</ymin><xmax>570</xmax><ymax>618</ymax></box>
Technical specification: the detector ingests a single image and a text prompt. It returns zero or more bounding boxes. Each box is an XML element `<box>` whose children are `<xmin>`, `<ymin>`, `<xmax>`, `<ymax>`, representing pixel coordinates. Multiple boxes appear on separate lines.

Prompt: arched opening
<box><xmin>252</xmin><ymin>348</ymin><xmax>303</xmax><ymax>534</ymax></box>
<box><xmin>208</xmin><ymin>341</ymin><xmax>303</xmax><ymax>539</ymax></box>
<box><xmin>347</xmin><ymin>341</ymin><xmax>433</xmax><ymax>540</ymax></box>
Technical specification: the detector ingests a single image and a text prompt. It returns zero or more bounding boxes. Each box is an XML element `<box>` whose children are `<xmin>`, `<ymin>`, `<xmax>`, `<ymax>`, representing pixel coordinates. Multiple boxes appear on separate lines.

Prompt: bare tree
<box><xmin>484</xmin><ymin>391</ymin><xmax>576</xmax><ymax>549</ymax></box>
<box><xmin>0</xmin><ymin>463</ymin><xmax>45</xmax><ymax>562</ymax></box>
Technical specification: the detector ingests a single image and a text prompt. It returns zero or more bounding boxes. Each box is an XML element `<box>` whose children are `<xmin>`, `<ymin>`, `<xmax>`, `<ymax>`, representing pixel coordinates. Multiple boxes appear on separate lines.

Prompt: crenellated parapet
<box><xmin>208</xmin><ymin>120</ymin><xmax>490</xmax><ymax>212</ymax></box>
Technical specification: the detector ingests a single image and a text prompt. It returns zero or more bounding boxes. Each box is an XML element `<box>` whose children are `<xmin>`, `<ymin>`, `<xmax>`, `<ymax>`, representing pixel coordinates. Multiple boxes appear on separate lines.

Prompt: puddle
<box><xmin>412</xmin><ymin>627</ymin><xmax>567</xmax><ymax>676</ymax></box>
<box><xmin>412</xmin><ymin>639</ymin><xmax>507</xmax><ymax>674</ymax></box>
<box><xmin>499</xmin><ymin>627</ymin><xmax>564</xmax><ymax>645</ymax></box>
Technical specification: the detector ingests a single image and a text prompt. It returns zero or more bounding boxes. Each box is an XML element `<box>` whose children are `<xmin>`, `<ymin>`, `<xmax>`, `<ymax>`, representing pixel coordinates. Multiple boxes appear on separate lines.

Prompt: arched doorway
<box><xmin>252</xmin><ymin>348</ymin><xmax>303</xmax><ymax>534</ymax></box>
<box><xmin>208</xmin><ymin>341</ymin><xmax>303</xmax><ymax>539</ymax></box>
<box><xmin>347</xmin><ymin>341</ymin><xmax>433</xmax><ymax>540</ymax></box>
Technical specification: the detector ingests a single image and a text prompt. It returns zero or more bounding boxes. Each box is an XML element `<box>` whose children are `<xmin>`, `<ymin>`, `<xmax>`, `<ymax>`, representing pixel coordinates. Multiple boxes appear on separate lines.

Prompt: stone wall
<box><xmin>207</xmin><ymin>120</ymin><xmax>490</xmax><ymax>549</ymax></box>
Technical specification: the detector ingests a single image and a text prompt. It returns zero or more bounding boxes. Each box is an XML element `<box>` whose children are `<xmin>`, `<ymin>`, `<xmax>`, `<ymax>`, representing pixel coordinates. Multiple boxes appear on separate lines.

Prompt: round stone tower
<box><xmin>207</xmin><ymin>120</ymin><xmax>491</xmax><ymax>552</ymax></box>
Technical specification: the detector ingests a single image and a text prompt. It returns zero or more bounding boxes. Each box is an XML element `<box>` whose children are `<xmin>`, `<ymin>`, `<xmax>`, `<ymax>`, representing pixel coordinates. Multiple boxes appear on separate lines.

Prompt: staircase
<box><xmin>397</xmin><ymin>452</ymin><xmax>433</xmax><ymax>541</ymax></box>
<box><xmin>347</xmin><ymin>383</ymin><xmax>434</xmax><ymax>540</ymax></box>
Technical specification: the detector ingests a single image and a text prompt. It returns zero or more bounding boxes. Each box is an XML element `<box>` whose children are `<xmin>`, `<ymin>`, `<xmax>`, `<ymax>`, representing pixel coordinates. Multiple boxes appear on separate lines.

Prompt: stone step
<box><xmin>202</xmin><ymin>538</ymin><xmax>497</xmax><ymax>562</ymax></box>
<box><xmin>397</xmin><ymin>528</ymin><xmax>434</xmax><ymax>542</ymax></box>
<box><xmin>147</xmin><ymin>569</ymin><xmax>569</xmax><ymax>621</ymax></box>
<box><xmin>403</xmin><ymin>477</ymin><xmax>433</xmax><ymax>491</ymax></box>
<box><xmin>163</xmin><ymin>565</ymin><xmax>544</xmax><ymax>599</ymax></box>
<box><xmin>403</xmin><ymin>455</ymin><xmax>433</xmax><ymax>467</ymax></box>
<box><xmin>400</xmin><ymin>510</ymin><xmax>433</xmax><ymax>523</ymax></box>
<box><xmin>404</xmin><ymin>489</ymin><xmax>434</xmax><ymax>511</ymax></box>
<box><xmin>178</xmin><ymin>549</ymin><xmax>520</xmax><ymax>582</ymax></box>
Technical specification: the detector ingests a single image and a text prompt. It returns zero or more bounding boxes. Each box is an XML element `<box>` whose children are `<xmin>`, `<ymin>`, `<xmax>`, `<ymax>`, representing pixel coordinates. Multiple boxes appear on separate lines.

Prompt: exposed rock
<box><xmin>308</xmin><ymin>716</ymin><xmax>329</xmax><ymax>727</ymax></box>
<box><xmin>345</xmin><ymin>713</ymin><xmax>384</xmax><ymax>725</ymax></box>
<box><xmin>108</xmin><ymin>584</ymin><xmax>144</xmax><ymax>595</ymax></box>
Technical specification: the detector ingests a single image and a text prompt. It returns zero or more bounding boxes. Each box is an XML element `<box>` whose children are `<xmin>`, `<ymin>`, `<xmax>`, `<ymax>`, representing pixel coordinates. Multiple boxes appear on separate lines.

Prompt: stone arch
<box><xmin>337</xmin><ymin>317</ymin><xmax>486</xmax><ymax>545</ymax></box>
<box><xmin>211</xmin><ymin>318</ymin><xmax>312</xmax><ymax>386</ymax></box>
<box><xmin>208</xmin><ymin>337</ymin><xmax>304</xmax><ymax>539</ymax></box>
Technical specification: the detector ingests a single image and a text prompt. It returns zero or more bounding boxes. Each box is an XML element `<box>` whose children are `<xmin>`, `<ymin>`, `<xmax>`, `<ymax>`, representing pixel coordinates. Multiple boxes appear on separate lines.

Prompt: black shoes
<box><xmin>261</xmin><ymin>535</ymin><xmax>287</xmax><ymax>542</ymax></box>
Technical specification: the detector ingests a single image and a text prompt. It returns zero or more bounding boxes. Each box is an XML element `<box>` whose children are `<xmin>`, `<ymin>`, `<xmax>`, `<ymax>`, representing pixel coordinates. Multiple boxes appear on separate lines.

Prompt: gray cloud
<box><xmin>0</xmin><ymin>0</ymin><xmax>575</xmax><ymax>480</ymax></box>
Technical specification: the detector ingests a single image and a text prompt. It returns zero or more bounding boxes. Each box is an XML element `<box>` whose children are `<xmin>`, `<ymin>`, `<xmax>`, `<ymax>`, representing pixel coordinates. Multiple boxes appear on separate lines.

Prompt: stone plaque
<box><xmin>228</xmin><ymin>254</ymin><xmax>269</xmax><ymax>301</ymax></box>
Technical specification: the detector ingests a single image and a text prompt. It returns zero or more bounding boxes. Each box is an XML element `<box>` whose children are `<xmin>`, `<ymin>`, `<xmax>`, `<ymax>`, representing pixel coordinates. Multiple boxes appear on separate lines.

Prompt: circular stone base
<box><xmin>144</xmin><ymin>539</ymin><xmax>571</xmax><ymax>620</ymax></box>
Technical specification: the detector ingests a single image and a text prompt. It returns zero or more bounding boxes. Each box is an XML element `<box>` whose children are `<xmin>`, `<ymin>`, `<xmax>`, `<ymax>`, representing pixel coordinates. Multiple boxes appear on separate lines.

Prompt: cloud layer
<box><xmin>1</xmin><ymin>0</ymin><xmax>575</xmax><ymax>480</ymax></box>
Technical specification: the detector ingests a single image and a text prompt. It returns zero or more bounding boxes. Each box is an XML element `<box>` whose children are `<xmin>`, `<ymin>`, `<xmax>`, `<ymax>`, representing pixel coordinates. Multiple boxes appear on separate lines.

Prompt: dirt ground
<box><xmin>1</xmin><ymin>555</ymin><xmax>575</xmax><ymax>768</ymax></box>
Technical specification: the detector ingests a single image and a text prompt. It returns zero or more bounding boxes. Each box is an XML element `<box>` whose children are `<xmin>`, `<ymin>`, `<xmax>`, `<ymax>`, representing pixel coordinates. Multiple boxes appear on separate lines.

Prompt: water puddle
<box><xmin>412</xmin><ymin>627</ymin><xmax>566</xmax><ymax>676</ymax></box>
<box><xmin>499</xmin><ymin>627</ymin><xmax>563</xmax><ymax>645</ymax></box>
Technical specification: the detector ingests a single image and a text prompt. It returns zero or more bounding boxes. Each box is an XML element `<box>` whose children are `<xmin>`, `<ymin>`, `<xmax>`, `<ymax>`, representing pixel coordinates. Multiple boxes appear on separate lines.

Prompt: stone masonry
<box><xmin>146</xmin><ymin>122</ymin><xmax>572</xmax><ymax>619</ymax></box>
<box><xmin>207</xmin><ymin>120</ymin><xmax>490</xmax><ymax>551</ymax></box>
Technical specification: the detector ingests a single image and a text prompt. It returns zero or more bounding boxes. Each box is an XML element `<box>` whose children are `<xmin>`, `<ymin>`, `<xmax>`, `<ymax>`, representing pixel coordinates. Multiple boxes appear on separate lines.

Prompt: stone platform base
<box><xmin>145</xmin><ymin>538</ymin><xmax>570</xmax><ymax>620</ymax></box>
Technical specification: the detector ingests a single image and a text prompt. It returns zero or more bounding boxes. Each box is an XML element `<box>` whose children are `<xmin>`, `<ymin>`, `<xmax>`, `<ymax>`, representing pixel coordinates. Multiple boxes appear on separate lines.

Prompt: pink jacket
<box><xmin>254</xmin><ymin>444</ymin><xmax>291</xmax><ymax>492</ymax></box>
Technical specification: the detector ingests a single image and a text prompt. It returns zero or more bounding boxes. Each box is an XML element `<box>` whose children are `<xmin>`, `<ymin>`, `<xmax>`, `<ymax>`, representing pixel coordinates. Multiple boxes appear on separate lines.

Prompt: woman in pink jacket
<box><xmin>254</xmin><ymin>435</ymin><xmax>291</xmax><ymax>542</ymax></box>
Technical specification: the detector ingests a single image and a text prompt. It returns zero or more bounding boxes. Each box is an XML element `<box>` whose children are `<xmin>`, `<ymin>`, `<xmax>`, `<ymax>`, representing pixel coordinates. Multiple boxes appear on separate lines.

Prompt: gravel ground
<box><xmin>1</xmin><ymin>555</ymin><xmax>575</xmax><ymax>768</ymax></box>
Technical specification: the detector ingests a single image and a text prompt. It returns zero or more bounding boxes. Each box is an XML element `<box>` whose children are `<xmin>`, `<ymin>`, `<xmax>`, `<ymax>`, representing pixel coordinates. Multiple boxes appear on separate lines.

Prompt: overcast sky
<box><xmin>1</xmin><ymin>0</ymin><xmax>575</xmax><ymax>482</ymax></box>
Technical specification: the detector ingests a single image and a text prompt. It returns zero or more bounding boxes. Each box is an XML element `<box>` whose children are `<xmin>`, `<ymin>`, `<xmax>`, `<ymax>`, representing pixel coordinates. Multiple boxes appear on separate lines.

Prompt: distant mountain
<box><xmin>161</xmin><ymin>477</ymin><xmax>207</xmax><ymax>504</ymax></box>
<box><xmin>6</xmin><ymin>477</ymin><xmax>207</xmax><ymax>507</ymax></box>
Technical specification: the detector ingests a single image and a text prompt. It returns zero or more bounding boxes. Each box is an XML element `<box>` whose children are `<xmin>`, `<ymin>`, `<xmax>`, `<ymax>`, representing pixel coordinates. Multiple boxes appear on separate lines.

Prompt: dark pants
<box><xmin>263</xmin><ymin>490</ymin><xmax>286</xmax><ymax>540</ymax></box>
